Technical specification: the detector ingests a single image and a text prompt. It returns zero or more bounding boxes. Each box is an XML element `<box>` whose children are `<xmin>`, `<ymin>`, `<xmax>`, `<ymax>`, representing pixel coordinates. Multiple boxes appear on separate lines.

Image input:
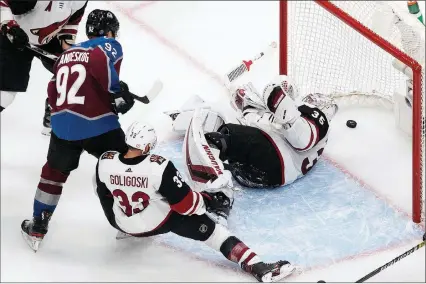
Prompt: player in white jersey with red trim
<box><xmin>94</xmin><ymin>121</ymin><xmax>297</xmax><ymax>283</ymax></box>
<box><xmin>0</xmin><ymin>0</ymin><xmax>87</xmax><ymax>134</ymax></box>
<box><xmin>171</xmin><ymin>75</ymin><xmax>337</xmax><ymax>189</ymax></box>
<box><xmin>215</xmin><ymin>75</ymin><xmax>338</xmax><ymax>188</ymax></box>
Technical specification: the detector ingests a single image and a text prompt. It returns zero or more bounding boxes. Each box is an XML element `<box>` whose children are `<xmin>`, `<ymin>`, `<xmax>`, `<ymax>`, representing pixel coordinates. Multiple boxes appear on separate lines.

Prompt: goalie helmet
<box><xmin>262</xmin><ymin>75</ymin><xmax>300</xmax><ymax>112</ymax></box>
<box><xmin>125</xmin><ymin>121</ymin><xmax>157</xmax><ymax>154</ymax></box>
<box><xmin>302</xmin><ymin>93</ymin><xmax>339</xmax><ymax>121</ymax></box>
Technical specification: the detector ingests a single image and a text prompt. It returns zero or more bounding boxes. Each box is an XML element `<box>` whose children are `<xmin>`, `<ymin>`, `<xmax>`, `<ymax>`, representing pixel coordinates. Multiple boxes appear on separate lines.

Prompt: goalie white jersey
<box><xmin>180</xmin><ymin>103</ymin><xmax>330</xmax><ymax>189</ymax></box>
<box><xmin>95</xmin><ymin>151</ymin><xmax>206</xmax><ymax>234</ymax></box>
<box><xmin>254</xmin><ymin>120</ymin><xmax>328</xmax><ymax>186</ymax></box>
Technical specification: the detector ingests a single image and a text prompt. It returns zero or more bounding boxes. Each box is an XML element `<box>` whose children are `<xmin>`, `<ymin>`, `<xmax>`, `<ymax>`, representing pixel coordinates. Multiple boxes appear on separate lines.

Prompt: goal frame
<box><xmin>279</xmin><ymin>0</ymin><xmax>424</xmax><ymax>223</ymax></box>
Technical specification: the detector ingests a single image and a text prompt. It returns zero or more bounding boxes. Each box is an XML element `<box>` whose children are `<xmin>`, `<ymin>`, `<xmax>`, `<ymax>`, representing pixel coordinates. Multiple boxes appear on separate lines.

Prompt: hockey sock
<box><xmin>33</xmin><ymin>163</ymin><xmax>69</xmax><ymax>217</ymax></box>
<box><xmin>204</xmin><ymin>223</ymin><xmax>260</xmax><ymax>266</ymax></box>
<box><xmin>220</xmin><ymin>236</ymin><xmax>261</xmax><ymax>268</ymax></box>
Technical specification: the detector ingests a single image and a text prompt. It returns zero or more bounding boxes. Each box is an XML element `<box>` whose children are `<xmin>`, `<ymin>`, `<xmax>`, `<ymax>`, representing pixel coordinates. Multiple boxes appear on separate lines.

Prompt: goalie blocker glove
<box><xmin>0</xmin><ymin>20</ymin><xmax>28</xmax><ymax>50</ymax></box>
<box><xmin>112</xmin><ymin>81</ymin><xmax>135</xmax><ymax>114</ymax></box>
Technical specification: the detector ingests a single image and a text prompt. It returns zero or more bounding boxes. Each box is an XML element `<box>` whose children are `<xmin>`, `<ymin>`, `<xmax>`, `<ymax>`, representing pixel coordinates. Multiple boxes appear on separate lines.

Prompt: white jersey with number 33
<box><xmin>95</xmin><ymin>151</ymin><xmax>206</xmax><ymax>234</ymax></box>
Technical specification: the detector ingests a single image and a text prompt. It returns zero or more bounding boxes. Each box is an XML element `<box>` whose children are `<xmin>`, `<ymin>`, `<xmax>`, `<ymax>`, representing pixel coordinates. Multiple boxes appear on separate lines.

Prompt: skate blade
<box><xmin>116</xmin><ymin>231</ymin><xmax>133</xmax><ymax>240</ymax></box>
<box><xmin>41</xmin><ymin>127</ymin><xmax>51</xmax><ymax>136</ymax></box>
<box><xmin>21</xmin><ymin>230</ymin><xmax>43</xmax><ymax>252</ymax></box>
<box><xmin>262</xmin><ymin>264</ymin><xmax>297</xmax><ymax>283</ymax></box>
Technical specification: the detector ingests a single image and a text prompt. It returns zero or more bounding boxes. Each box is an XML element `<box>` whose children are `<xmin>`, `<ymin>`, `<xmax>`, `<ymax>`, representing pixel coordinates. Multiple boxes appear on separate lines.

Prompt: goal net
<box><xmin>280</xmin><ymin>0</ymin><xmax>425</xmax><ymax>223</ymax></box>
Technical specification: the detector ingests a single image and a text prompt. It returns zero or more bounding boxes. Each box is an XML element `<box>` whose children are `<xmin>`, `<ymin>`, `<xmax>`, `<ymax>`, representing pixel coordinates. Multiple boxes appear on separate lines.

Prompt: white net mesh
<box><xmin>284</xmin><ymin>1</ymin><xmax>425</xmax><ymax>223</ymax></box>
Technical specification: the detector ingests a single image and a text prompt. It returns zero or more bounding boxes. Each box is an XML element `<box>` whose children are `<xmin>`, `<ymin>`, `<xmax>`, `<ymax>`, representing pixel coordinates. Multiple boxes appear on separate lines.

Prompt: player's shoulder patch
<box><xmin>149</xmin><ymin>154</ymin><xmax>166</xmax><ymax>165</ymax></box>
<box><xmin>101</xmin><ymin>151</ymin><xmax>118</xmax><ymax>160</ymax></box>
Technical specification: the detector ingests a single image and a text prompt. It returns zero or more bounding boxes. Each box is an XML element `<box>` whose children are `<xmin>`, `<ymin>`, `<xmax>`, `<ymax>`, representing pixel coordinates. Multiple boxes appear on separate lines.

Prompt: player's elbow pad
<box><xmin>170</xmin><ymin>191</ymin><xmax>207</xmax><ymax>216</ymax></box>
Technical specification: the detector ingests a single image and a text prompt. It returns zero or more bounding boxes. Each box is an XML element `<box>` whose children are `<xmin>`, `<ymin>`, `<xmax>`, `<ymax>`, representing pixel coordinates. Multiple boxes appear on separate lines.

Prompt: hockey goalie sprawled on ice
<box><xmin>167</xmin><ymin>75</ymin><xmax>338</xmax><ymax>216</ymax></box>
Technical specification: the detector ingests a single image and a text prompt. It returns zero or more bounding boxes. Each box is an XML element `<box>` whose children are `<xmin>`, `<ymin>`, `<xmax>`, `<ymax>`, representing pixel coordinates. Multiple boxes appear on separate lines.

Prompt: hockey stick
<box><xmin>223</xmin><ymin>41</ymin><xmax>277</xmax><ymax>91</ymax></box>
<box><xmin>25</xmin><ymin>44</ymin><xmax>162</xmax><ymax>104</ymax></box>
<box><xmin>354</xmin><ymin>238</ymin><xmax>425</xmax><ymax>283</ymax></box>
<box><xmin>27</xmin><ymin>43</ymin><xmax>59</xmax><ymax>63</ymax></box>
<box><xmin>135</xmin><ymin>79</ymin><xmax>163</xmax><ymax>104</ymax></box>
<box><xmin>317</xmin><ymin>234</ymin><xmax>426</xmax><ymax>283</ymax></box>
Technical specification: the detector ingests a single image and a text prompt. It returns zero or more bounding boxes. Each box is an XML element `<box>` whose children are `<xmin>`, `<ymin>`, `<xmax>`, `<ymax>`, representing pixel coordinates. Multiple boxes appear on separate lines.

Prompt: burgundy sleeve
<box><xmin>47</xmin><ymin>76</ymin><xmax>57</xmax><ymax>110</ymax></box>
<box><xmin>114</xmin><ymin>59</ymin><xmax>122</xmax><ymax>76</ymax></box>
<box><xmin>89</xmin><ymin>46</ymin><xmax>122</xmax><ymax>94</ymax></box>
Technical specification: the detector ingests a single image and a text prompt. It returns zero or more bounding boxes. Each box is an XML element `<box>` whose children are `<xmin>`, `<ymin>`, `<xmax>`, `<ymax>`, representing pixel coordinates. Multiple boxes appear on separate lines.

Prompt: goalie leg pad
<box><xmin>172</xmin><ymin>110</ymin><xmax>226</xmax><ymax>134</ymax></box>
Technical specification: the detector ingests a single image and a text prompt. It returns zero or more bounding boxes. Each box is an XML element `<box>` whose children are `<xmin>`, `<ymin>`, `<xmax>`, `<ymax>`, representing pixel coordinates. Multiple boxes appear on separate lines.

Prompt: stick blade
<box><xmin>133</xmin><ymin>80</ymin><xmax>164</xmax><ymax>104</ymax></box>
<box><xmin>145</xmin><ymin>79</ymin><xmax>163</xmax><ymax>102</ymax></box>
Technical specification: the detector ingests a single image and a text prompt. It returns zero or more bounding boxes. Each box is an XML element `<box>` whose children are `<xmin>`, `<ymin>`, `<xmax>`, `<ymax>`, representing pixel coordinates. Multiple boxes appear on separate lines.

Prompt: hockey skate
<box><xmin>243</xmin><ymin>260</ymin><xmax>296</xmax><ymax>283</ymax></box>
<box><xmin>41</xmin><ymin>98</ymin><xmax>52</xmax><ymax>136</ymax></box>
<box><xmin>21</xmin><ymin>211</ymin><xmax>52</xmax><ymax>252</ymax></box>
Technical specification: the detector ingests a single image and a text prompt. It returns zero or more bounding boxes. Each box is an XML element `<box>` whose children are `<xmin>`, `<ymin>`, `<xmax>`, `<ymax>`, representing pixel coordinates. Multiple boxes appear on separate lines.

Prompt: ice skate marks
<box><xmin>153</xmin><ymin>140</ymin><xmax>424</xmax><ymax>269</ymax></box>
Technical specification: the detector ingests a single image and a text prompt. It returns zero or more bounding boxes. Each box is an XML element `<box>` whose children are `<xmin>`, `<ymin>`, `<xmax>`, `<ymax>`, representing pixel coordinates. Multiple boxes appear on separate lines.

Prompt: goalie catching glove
<box><xmin>231</xmin><ymin>82</ymin><xmax>266</xmax><ymax>113</ymax></box>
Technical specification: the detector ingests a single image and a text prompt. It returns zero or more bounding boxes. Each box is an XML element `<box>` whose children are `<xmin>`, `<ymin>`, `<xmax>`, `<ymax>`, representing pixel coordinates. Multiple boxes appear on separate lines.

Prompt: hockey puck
<box><xmin>317</xmin><ymin>281</ymin><xmax>326</xmax><ymax>283</ymax></box>
<box><xmin>346</xmin><ymin>120</ymin><xmax>357</xmax><ymax>128</ymax></box>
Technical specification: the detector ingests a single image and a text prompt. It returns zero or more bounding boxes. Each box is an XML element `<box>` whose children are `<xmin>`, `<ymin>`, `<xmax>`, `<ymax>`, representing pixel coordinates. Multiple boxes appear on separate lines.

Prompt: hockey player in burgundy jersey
<box><xmin>95</xmin><ymin>121</ymin><xmax>296</xmax><ymax>283</ymax></box>
<box><xmin>21</xmin><ymin>9</ymin><xmax>136</xmax><ymax>252</ymax></box>
<box><xmin>0</xmin><ymin>0</ymin><xmax>88</xmax><ymax>134</ymax></box>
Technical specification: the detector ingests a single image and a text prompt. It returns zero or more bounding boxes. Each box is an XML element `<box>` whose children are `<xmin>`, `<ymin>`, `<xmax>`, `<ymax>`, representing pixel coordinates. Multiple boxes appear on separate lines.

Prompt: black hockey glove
<box><xmin>1</xmin><ymin>20</ymin><xmax>29</xmax><ymax>51</ymax></box>
<box><xmin>112</xmin><ymin>81</ymin><xmax>135</xmax><ymax>114</ymax></box>
<box><xmin>201</xmin><ymin>191</ymin><xmax>232</xmax><ymax>218</ymax></box>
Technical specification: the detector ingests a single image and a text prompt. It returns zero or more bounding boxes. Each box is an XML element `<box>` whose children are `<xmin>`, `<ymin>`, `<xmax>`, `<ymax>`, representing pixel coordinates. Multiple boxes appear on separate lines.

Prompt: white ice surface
<box><xmin>1</xmin><ymin>1</ymin><xmax>425</xmax><ymax>282</ymax></box>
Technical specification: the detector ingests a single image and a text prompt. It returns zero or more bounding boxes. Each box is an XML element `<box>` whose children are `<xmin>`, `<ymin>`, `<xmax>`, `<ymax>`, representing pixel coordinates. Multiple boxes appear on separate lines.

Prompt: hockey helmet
<box><xmin>125</xmin><ymin>121</ymin><xmax>157</xmax><ymax>154</ymax></box>
<box><xmin>302</xmin><ymin>93</ymin><xmax>339</xmax><ymax>121</ymax></box>
<box><xmin>86</xmin><ymin>9</ymin><xmax>120</xmax><ymax>38</ymax></box>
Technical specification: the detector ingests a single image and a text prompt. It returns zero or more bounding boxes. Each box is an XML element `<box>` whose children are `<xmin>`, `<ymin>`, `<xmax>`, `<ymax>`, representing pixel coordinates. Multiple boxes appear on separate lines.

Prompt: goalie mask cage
<box><xmin>279</xmin><ymin>1</ymin><xmax>425</xmax><ymax>223</ymax></box>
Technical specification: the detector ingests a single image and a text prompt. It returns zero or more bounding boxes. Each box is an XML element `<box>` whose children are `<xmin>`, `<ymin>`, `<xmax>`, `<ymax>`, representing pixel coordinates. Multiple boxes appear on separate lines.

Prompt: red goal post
<box><xmin>279</xmin><ymin>0</ymin><xmax>425</xmax><ymax>223</ymax></box>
